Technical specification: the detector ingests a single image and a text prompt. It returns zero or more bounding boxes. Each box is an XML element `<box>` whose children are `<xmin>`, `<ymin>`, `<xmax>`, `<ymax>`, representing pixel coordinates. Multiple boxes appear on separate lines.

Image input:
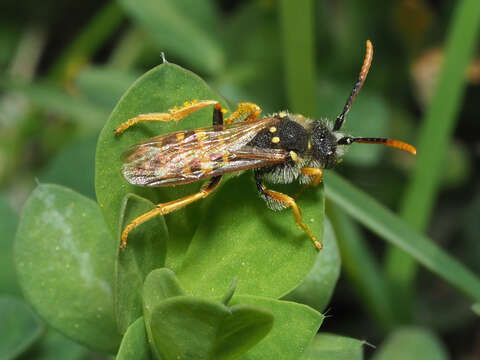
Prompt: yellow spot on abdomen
<box><xmin>272</xmin><ymin>136</ymin><xmax>280</xmax><ymax>144</ymax></box>
<box><xmin>269</xmin><ymin>126</ymin><xmax>277</xmax><ymax>133</ymax></box>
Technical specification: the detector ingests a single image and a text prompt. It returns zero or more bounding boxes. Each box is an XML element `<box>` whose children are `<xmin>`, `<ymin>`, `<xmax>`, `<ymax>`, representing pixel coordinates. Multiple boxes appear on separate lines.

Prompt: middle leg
<box><xmin>255</xmin><ymin>170</ymin><xmax>322</xmax><ymax>250</ymax></box>
<box><xmin>120</xmin><ymin>175</ymin><xmax>222</xmax><ymax>248</ymax></box>
<box><xmin>295</xmin><ymin>167</ymin><xmax>323</xmax><ymax>199</ymax></box>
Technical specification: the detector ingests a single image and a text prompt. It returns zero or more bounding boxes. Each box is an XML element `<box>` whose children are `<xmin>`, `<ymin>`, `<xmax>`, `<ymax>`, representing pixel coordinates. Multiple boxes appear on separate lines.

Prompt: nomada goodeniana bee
<box><xmin>114</xmin><ymin>40</ymin><xmax>416</xmax><ymax>250</ymax></box>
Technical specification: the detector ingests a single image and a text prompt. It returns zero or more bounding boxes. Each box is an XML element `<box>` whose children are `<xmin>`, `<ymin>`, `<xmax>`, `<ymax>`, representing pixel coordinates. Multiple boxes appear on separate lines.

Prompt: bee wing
<box><xmin>121</xmin><ymin>118</ymin><xmax>287</xmax><ymax>187</ymax></box>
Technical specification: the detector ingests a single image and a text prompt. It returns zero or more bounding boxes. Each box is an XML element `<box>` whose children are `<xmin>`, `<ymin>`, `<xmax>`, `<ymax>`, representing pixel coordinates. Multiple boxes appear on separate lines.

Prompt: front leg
<box><xmin>224</xmin><ymin>102</ymin><xmax>262</xmax><ymax>125</ymax></box>
<box><xmin>295</xmin><ymin>167</ymin><xmax>323</xmax><ymax>199</ymax></box>
<box><xmin>114</xmin><ymin>99</ymin><xmax>223</xmax><ymax>135</ymax></box>
<box><xmin>300</xmin><ymin>167</ymin><xmax>323</xmax><ymax>187</ymax></box>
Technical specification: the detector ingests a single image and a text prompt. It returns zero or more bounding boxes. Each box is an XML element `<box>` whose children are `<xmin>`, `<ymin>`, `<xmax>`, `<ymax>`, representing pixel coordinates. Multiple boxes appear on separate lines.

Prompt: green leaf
<box><xmin>176</xmin><ymin>174</ymin><xmax>321</xmax><ymax>299</ymax></box>
<box><xmin>372</xmin><ymin>327</ymin><xmax>448</xmax><ymax>360</ymax></box>
<box><xmin>142</xmin><ymin>268</ymin><xmax>186</xmax><ymax>360</ymax></box>
<box><xmin>283</xmin><ymin>217</ymin><xmax>340</xmax><ymax>312</ymax></box>
<box><xmin>14</xmin><ymin>184</ymin><xmax>121</xmax><ymax>353</ymax></box>
<box><xmin>221</xmin><ymin>278</ymin><xmax>238</xmax><ymax>306</ymax></box>
<box><xmin>118</xmin><ymin>0</ymin><xmax>225</xmax><ymax>75</ymax></box>
<box><xmin>39</xmin><ymin>134</ymin><xmax>97</xmax><ymax>200</ymax></box>
<box><xmin>301</xmin><ymin>333</ymin><xmax>365</xmax><ymax>360</ymax></box>
<box><xmin>324</xmin><ymin>172</ymin><xmax>480</xmax><ymax>302</ymax></box>
<box><xmin>214</xmin><ymin>304</ymin><xmax>273</xmax><ymax>360</ymax></box>
<box><xmin>115</xmin><ymin>194</ymin><xmax>168</xmax><ymax>334</ymax></box>
<box><xmin>116</xmin><ymin>317</ymin><xmax>152</xmax><ymax>360</ymax></box>
<box><xmin>0</xmin><ymin>196</ymin><xmax>21</xmax><ymax>296</ymax></box>
<box><xmin>95</xmin><ymin>62</ymin><xmax>231</xmax><ymax>272</ymax></box>
<box><xmin>75</xmin><ymin>66</ymin><xmax>139</xmax><ymax>110</ymax></box>
<box><xmin>149</xmin><ymin>296</ymin><xmax>273</xmax><ymax>360</ymax></box>
<box><xmin>27</xmin><ymin>329</ymin><xmax>89</xmax><ymax>360</ymax></box>
<box><xmin>143</xmin><ymin>268</ymin><xmax>185</xmax><ymax>309</ymax></box>
<box><xmin>231</xmin><ymin>295</ymin><xmax>324</xmax><ymax>360</ymax></box>
<box><xmin>0</xmin><ymin>78</ymin><xmax>108</xmax><ymax>131</ymax></box>
<box><xmin>0</xmin><ymin>296</ymin><xmax>44</xmax><ymax>360</ymax></box>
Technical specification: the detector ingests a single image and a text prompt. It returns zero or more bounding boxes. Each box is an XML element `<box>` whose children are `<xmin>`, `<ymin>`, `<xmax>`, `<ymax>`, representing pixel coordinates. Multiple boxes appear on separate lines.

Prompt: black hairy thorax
<box><xmin>247</xmin><ymin>113</ymin><xmax>338</xmax><ymax>185</ymax></box>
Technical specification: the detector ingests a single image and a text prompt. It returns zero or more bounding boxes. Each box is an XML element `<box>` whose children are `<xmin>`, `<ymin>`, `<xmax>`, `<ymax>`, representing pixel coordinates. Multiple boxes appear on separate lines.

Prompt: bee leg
<box><xmin>115</xmin><ymin>99</ymin><xmax>223</xmax><ymax>135</ymax></box>
<box><xmin>213</xmin><ymin>103</ymin><xmax>224</xmax><ymax>126</ymax></box>
<box><xmin>255</xmin><ymin>174</ymin><xmax>322</xmax><ymax>250</ymax></box>
<box><xmin>224</xmin><ymin>102</ymin><xmax>262</xmax><ymax>125</ymax></box>
<box><xmin>301</xmin><ymin>167</ymin><xmax>323</xmax><ymax>186</ymax></box>
<box><xmin>120</xmin><ymin>176</ymin><xmax>222</xmax><ymax>249</ymax></box>
<box><xmin>295</xmin><ymin>167</ymin><xmax>323</xmax><ymax>199</ymax></box>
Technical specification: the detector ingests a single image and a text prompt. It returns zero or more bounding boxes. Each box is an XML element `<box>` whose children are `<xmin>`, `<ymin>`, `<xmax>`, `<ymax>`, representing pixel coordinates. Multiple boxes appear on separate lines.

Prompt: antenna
<box><xmin>337</xmin><ymin>136</ymin><xmax>417</xmax><ymax>155</ymax></box>
<box><xmin>333</xmin><ymin>40</ymin><xmax>373</xmax><ymax>131</ymax></box>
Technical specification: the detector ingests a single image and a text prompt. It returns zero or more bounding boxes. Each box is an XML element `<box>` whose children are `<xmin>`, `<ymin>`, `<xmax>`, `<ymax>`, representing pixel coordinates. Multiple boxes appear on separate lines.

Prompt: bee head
<box><xmin>310</xmin><ymin>121</ymin><xmax>338</xmax><ymax>169</ymax></box>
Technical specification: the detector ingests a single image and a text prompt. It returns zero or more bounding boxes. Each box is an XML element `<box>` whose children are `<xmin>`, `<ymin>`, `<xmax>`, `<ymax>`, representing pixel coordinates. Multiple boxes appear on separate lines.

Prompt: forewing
<box><xmin>122</xmin><ymin>118</ymin><xmax>287</xmax><ymax>187</ymax></box>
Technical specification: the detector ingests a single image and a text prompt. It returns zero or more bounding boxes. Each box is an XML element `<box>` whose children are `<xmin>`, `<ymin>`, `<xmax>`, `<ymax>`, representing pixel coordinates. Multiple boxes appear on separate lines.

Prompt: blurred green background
<box><xmin>0</xmin><ymin>0</ymin><xmax>479</xmax><ymax>359</ymax></box>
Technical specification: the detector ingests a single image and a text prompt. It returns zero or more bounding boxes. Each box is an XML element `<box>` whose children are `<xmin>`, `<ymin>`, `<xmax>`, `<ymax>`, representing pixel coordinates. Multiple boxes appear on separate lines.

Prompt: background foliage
<box><xmin>1</xmin><ymin>0</ymin><xmax>480</xmax><ymax>359</ymax></box>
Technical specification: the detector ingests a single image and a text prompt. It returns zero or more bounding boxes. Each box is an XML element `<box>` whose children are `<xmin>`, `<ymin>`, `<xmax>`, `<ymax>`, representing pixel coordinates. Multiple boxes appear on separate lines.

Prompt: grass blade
<box><xmin>49</xmin><ymin>2</ymin><xmax>125</xmax><ymax>81</ymax></box>
<box><xmin>324</xmin><ymin>171</ymin><xmax>480</xmax><ymax>303</ymax></box>
<box><xmin>278</xmin><ymin>0</ymin><xmax>316</xmax><ymax>116</ymax></box>
<box><xmin>384</xmin><ymin>0</ymin><xmax>480</xmax><ymax>318</ymax></box>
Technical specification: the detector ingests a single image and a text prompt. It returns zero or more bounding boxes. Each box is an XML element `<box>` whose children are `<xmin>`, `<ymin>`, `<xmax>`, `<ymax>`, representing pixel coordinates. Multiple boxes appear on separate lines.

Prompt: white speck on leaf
<box><xmin>36</xmin><ymin>187</ymin><xmax>112</xmax><ymax>298</ymax></box>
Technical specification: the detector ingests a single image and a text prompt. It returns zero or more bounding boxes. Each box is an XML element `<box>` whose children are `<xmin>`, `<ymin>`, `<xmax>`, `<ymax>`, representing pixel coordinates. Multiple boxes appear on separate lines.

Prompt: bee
<box><xmin>115</xmin><ymin>40</ymin><xmax>416</xmax><ymax>250</ymax></box>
